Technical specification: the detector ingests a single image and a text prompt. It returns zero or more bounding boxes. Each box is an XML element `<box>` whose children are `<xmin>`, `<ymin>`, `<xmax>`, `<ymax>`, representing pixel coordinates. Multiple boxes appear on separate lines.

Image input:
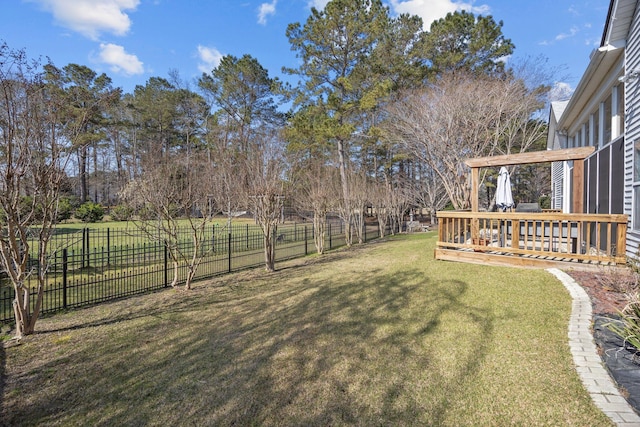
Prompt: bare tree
<box><xmin>412</xmin><ymin>162</ymin><xmax>449</xmax><ymax>224</ymax></box>
<box><xmin>369</xmin><ymin>180</ymin><xmax>390</xmax><ymax>237</ymax></box>
<box><xmin>387</xmin><ymin>182</ymin><xmax>412</xmax><ymax>235</ymax></box>
<box><xmin>290</xmin><ymin>159</ymin><xmax>340</xmax><ymax>254</ymax></box>
<box><xmin>0</xmin><ymin>44</ymin><xmax>71</xmax><ymax>337</ymax></box>
<box><xmin>348</xmin><ymin>170</ymin><xmax>371</xmax><ymax>244</ymax></box>
<box><xmin>383</xmin><ymin>71</ymin><xmax>547</xmax><ymax>210</ymax></box>
<box><xmin>120</xmin><ymin>150</ymin><xmax>217</xmax><ymax>290</ymax></box>
<box><xmin>204</xmin><ymin>117</ymin><xmax>249</xmax><ymax>230</ymax></box>
<box><xmin>243</xmin><ymin>131</ymin><xmax>287</xmax><ymax>272</ymax></box>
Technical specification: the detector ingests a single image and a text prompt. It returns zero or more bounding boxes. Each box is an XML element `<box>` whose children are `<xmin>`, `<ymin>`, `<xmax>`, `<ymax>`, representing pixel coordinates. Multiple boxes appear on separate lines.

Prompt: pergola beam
<box><xmin>465</xmin><ymin>147</ymin><xmax>595</xmax><ymax>168</ymax></box>
<box><xmin>466</xmin><ymin>147</ymin><xmax>596</xmax><ymax>213</ymax></box>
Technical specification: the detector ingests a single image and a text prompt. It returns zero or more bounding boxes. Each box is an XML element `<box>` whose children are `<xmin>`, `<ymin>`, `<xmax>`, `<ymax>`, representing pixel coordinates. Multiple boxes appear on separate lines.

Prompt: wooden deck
<box><xmin>435</xmin><ymin>211</ymin><xmax>628</xmax><ymax>269</ymax></box>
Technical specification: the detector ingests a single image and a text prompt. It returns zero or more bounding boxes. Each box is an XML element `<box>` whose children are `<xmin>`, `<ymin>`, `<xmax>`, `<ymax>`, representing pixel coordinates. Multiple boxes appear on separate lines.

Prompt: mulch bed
<box><xmin>567</xmin><ymin>269</ymin><xmax>640</xmax><ymax>414</ymax></box>
<box><xmin>567</xmin><ymin>270</ymin><xmax>630</xmax><ymax>315</ymax></box>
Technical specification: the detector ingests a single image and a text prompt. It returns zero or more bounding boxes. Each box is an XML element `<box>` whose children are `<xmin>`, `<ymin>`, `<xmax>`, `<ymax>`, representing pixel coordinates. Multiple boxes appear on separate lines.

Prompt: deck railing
<box><xmin>436</xmin><ymin>211</ymin><xmax>628</xmax><ymax>266</ymax></box>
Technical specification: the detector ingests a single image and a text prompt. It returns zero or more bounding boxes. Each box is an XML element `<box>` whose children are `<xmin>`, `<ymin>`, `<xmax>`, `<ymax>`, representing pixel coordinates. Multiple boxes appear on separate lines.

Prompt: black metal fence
<box><xmin>0</xmin><ymin>220</ymin><xmax>381</xmax><ymax>324</ymax></box>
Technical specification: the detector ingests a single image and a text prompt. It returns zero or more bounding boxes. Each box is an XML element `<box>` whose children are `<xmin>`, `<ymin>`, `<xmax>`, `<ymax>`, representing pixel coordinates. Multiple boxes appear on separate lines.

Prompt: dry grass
<box><xmin>0</xmin><ymin>234</ymin><xmax>613</xmax><ymax>426</ymax></box>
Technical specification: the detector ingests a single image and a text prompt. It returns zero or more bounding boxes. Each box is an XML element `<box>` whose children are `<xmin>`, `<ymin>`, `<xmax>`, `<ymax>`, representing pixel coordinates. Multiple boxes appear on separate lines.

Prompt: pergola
<box><xmin>464</xmin><ymin>146</ymin><xmax>596</xmax><ymax>213</ymax></box>
<box><xmin>435</xmin><ymin>146</ymin><xmax>628</xmax><ymax>268</ymax></box>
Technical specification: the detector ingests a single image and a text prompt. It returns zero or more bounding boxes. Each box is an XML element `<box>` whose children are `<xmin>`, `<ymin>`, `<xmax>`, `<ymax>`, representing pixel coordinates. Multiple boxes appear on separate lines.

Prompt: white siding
<box><xmin>551</xmin><ymin>161</ymin><xmax>564</xmax><ymax>209</ymax></box>
<box><xmin>624</xmin><ymin>3</ymin><xmax>640</xmax><ymax>258</ymax></box>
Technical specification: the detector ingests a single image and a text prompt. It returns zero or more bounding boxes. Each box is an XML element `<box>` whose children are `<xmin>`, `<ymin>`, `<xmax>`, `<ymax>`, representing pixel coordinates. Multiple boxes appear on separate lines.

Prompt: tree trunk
<box><xmin>93</xmin><ymin>143</ymin><xmax>99</xmax><ymax>203</ymax></box>
<box><xmin>79</xmin><ymin>144</ymin><xmax>88</xmax><ymax>203</ymax></box>
<box><xmin>170</xmin><ymin>258</ymin><xmax>179</xmax><ymax>288</ymax></box>
<box><xmin>12</xmin><ymin>285</ymin><xmax>43</xmax><ymax>338</ymax></box>
<box><xmin>337</xmin><ymin>138</ymin><xmax>352</xmax><ymax>247</ymax></box>
<box><xmin>313</xmin><ymin>212</ymin><xmax>325</xmax><ymax>255</ymax></box>
<box><xmin>353</xmin><ymin>209</ymin><xmax>364</xmax><ymax>244</ymax></box>
<box><xmin>377</xmin><ymin>208</ymin><xmax>388</xmax><ymax>238</ymax></box>
<box><xmin>264</xmin><ymin>231</ymin><xmax>275</xmax><ymax>272</ymax></box>
<box><xmin>185</xmin><ymin>267</ymin><xmax>195</xmax><ymax>290</ymax></box>
<box><xmin>12</xmin><ymin>289</ymin><xmax>27</xmax><ymax>338</ymax></box>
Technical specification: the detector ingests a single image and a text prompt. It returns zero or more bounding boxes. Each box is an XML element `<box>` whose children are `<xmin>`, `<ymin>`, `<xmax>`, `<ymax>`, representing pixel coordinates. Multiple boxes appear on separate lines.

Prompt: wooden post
<box><xmin>511</xmin><ymin>219</ymin><xmax>520</xmax><ymax>250</ymax></box>
<box><xmin>470</xmin><ymin>167</ymin><xmax>479</xmax><ymax>241</ymax></box>
<box><xmin>617</xmin><ymin>220</ymin><xmax>628</xmax><ymax>262</ymax></box>
<box><xmin>470</xmin><ymin>167</ymin><xmax>479</xmax><ymax>213</ymax></box>
<box><xmin>572</xmin><ymin>159</ymin><xmax>585</xmax><ymax>213</ymax></box>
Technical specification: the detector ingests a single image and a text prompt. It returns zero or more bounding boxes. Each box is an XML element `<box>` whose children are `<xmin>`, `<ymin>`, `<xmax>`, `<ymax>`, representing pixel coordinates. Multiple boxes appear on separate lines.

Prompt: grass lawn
<box><xmin>0</xmin><ymin>233</ymin><xmax>613</xmax><ymax>426</ymax></box>
<box><xmin>55</xmin><ymin>215</ymin><xmax>261</xmax><ymax>231</ymax></box>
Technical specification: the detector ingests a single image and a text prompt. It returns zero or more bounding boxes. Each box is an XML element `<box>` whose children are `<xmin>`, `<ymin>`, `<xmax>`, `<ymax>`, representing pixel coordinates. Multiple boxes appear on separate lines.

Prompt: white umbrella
<box><xmin>496</xmin><ymin>166</ymin><xmax>514</xmax><ymax>212</ymax></box>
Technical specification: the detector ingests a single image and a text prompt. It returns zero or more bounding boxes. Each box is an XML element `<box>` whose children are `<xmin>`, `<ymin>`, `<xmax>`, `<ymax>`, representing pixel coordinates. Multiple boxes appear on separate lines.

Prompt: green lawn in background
<box><xmin>56</xmin><ymin>215</ymin><xmax>258</xmax><ymax>231</ymax></box>
<box><xmin>1</xmin><ymin>233</ymin><xmax>613</xmax><ymax>426</ymax></box>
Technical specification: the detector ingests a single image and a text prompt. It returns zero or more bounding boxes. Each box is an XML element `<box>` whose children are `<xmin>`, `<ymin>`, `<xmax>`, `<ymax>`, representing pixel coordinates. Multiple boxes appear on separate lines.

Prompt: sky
<box><xmin>3</xmin><ymin>0</ymin><xmax>611</xmax><ymax>99</ymax></box>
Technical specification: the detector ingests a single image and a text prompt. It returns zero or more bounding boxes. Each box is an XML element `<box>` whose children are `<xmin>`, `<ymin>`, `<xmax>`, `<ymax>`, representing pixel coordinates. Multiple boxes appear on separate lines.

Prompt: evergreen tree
<box><xmin>420</xmin><ymin>10</ymin><xmax>515</xmax><ymax>77</ymax></box>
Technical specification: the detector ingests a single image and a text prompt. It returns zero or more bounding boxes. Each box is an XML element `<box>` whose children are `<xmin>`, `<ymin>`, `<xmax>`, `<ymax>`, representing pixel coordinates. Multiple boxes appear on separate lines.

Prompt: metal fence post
<box><xmin>62</xmin><ymin>248</ymin><xmax>68</xmax><ymax>309</ymax></box>
<box><xmin>211</xmin><ymin>224</ymin><xmax>216</xmax><ymax>254</ymax></box>
<box><xmin>228</xmin><ymin>232</ymin><xmax>232</xmax><ymax>273</ymax></box>
<box><xmin>164</xmin><ymin>243</ymin><xmax>168</xmax><ymax>287</ymax></box>
<box><xmin>82</xmin><ymin>228</ymin><xmax>88</xmax><ymax>268</ymax></box>
<box><xmin>304</xmin><ymin>225</ymin><xmax>308</xmax><ymax>256</ymax></box>
<box><xmin>329</xmin><ymin>222</ymin><xmax>332</xmax><ymax>250</ymax></box>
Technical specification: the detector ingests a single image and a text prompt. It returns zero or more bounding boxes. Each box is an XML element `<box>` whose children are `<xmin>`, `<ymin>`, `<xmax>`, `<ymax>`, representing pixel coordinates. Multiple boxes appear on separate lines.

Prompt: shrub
<box><xmin>595</xmin><ymin>264</ymin><xmax>639</xmax><ymax>294</ymax></box>
<box><xmin>56</xmin><ymin>197</ymin><xmax>75</xmax><ymax>222</ymax></box>
<box><xmin>110</xmin><ymin>205</ymin><xmax>134</xmax><ymax>221</ymax></box>
<box><xmin>74</xmin><ymin>202</ymin><xmax>105</xmax><ymax>223</ymax></box>
<box><xmin>135</xmin><ymin>203</ymin><xmax>181</xmax><ymax>220</ymax></box>
<box><xmin>538</xmin><ymin>195</ymin><xmax>551</xmax><ymax>210</ymax></box>
<box><xmin>0</xmin><ymin>196</ymin><xmax>75</xmax><ymax>224</ymax></box>
<box><xmin>136</xmin><ymin>205</ymin><xmax>155</xmax><ymax>221</ymax></box>
<box><xmin>606</xmin><ymin>292</ymin><xmax>640</xmax><ymax>351</ymax></box>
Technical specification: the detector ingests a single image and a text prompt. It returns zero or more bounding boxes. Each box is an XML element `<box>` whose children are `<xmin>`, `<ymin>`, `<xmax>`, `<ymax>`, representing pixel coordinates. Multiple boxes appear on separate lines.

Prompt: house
<box><xmin>547</xmin><ymin>0</ymin><xmax>636</xmax><ymax>258</ymax></box>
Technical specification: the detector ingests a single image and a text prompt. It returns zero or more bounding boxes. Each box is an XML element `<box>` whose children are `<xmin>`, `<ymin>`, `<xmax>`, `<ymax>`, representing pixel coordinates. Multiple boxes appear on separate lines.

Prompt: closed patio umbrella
<box><xmin>496</xmin><ymin>166</ymin><xmax>514</xmax><ymax>212</ymax></box>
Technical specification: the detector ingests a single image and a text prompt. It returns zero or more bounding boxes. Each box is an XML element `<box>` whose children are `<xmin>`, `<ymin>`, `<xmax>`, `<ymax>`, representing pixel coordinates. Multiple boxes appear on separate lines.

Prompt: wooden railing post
<box><xmin>511</xmin><ymin>219</ymin><xmax>520</xmax><ymax>250</ymax></box>
<box><xmin>617</xmin><ymin>220</ymin><xmax>628</xmax><ymax>263</ymax></box>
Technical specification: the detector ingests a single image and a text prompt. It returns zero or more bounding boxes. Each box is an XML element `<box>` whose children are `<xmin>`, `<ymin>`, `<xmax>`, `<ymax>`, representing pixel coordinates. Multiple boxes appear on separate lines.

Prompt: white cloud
<box><xmin>307</xmin><ymin>0</ymin><xmax>330</xmax><ymax>9</ymax></box>
<box><xmin>197</xmin><ymin>45</ymin><xmax>223</xmax><ymax>73</ymax></box>
<box><xmin>549</xmin><ymin>81</ymin><xmax>574</xmax><ymax>102</ymax></box>
<box><xmin>555</xmin><ymin>26</ymin><xmax>579</xmax><ymax>41</ymax></box>
<box><xmin>308</xmin><ymin>0</ymin><xmax>329</xmax><ymax>10</ymax></box>
<box><xmin>98</xmin><ymin>43</ymin><xmax>144</xmax><ymax>75</ymax></box>
<box><xmin>30</xmin><ymin>0</ymin><xmax>139</xmax><ymax>40</ymax></box>
<box><xmin>584</xmin><ymin>36</ymin><xmax>600</xmax><ymax>47</ymax></box>
<box><xmin>389</xmin><ymin>0</ymin><xmax>490</xmax><ymax>30</ymax></box>
<box><xmin>258</xmin><ymin>0</ymin><xmax>277</xmax><ymax>25</ymax></box>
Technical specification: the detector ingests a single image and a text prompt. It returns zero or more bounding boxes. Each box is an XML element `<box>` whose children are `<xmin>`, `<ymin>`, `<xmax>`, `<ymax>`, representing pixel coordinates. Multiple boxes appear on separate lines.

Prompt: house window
<box><xmin>594</xmin><ymin>109</ymin><xmax>600</xmax><ymax>147</ymax></box>
<box><xmin>604</xmin><ymin>94</ymin><xmax>612</xmax><ymax>144</ymax></box>
<box><xmin>584</xmin><ymin>123</ymin><xmax>589</xmax><ymax>147</ymax></box>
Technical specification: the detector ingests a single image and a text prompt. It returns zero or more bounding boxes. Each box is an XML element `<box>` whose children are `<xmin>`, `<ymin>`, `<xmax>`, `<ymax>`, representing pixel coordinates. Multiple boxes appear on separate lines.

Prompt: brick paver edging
<box><xmin>547</xmin><ymin>268</ymin><xmax>640</xmax><ymax>426</ymax></box>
